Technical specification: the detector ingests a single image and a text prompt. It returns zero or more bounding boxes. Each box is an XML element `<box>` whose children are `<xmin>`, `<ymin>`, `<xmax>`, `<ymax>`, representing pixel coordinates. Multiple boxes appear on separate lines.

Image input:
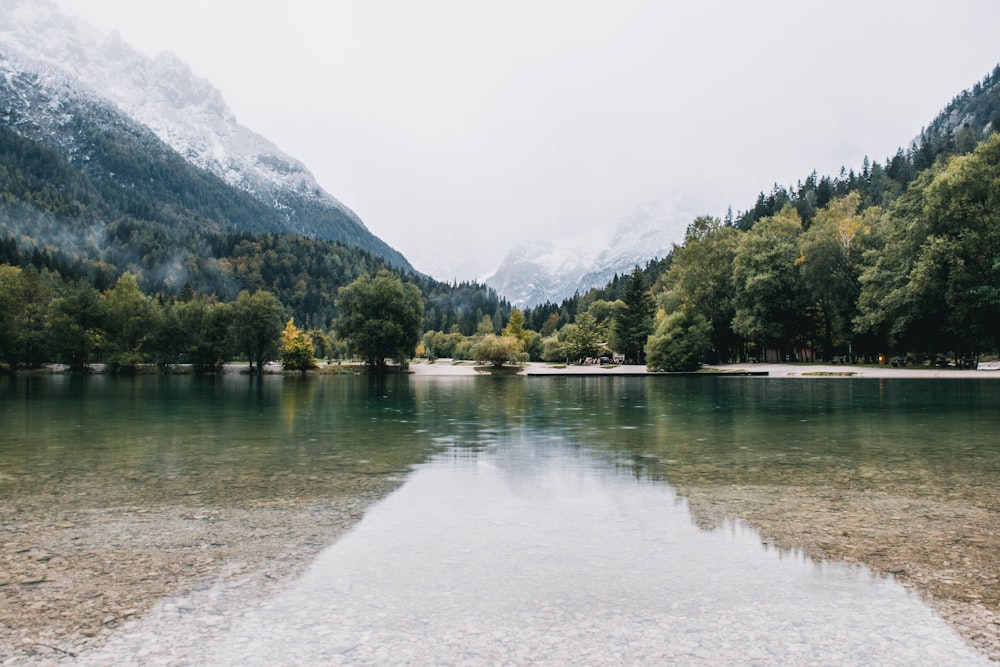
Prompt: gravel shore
<box><xmin>0</xmin><ymin>472</ymin><xmax>405</xmax><ymax>664</ymax></box>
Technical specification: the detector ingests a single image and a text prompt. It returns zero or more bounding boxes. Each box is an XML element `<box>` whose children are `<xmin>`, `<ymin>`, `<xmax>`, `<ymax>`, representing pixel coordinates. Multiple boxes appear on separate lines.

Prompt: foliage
<box><xmin>611</xmin><ymin>268</ymin><xmax>655</xmax><ymax>364</ymax></box>
<box><xmin>175</xmin><ymin>297</ymin><xmax>233</xmax><ymax>373</ymax></box>
<box><xmin>731</xmin><ymin>206</ymin><xmax>806</xmax><ymax>354</ymax></box>
<box><xmin>335</xmin><ymin>270</ymin><xmax>424</xmax><ymax>371</ymax></box>
<box><xmin>280</xmin><ymin>318</ymin><xmax>316</xmax><ymax>371</ymax></box>
<box><xmin>472</xmin><ymin>334</ymin><xmax>528</xmax><ymax>367</ymax></box>
<box><xmin>645</xmin><ymin>310</ymin><xmax>711</xmax><ymax>372</ymax></box>
<box><xmin>45</xmin><ymin>279</ymin><xmax>103</xmax><ymax>372</ymax></box>
<box><xmin>540</xmin><ymin>334</ymin><xmax>566</xmax><ymax>362</ymax></box>
<box><xmin>560</xmin><ymin>311</ymin><xmax>606</xmax><ymax>361</ymax></box>
<box><xmin>231</xmin><ymin>289</ymin><xmax>285</xmax><ymax>373</ymax></box>
<box><xmin>501</xmin><ymin>309</ymin><xmax>531</xmax><ymax>349</ymax></box>
<box><xmin>662</xmin><ymin>216</ymin><xmax>741</xmax><ymax>362</ymax></box>
<box><xmin>795</xmin><ymin>193</ymin><xmax>875</xmax><ymax>357</ymax></box>
<box><xmin>102</xmin><ymin>273</ymin><xmax>159</xmax><ymax>374</ymax></box>
<box><xmin>421</xmin><ymin>329</ymin><xmax>465</xmax><ymax>360</ymax></box>
<box><xmin>855</xmin><ymin>133</ymin><xmax>1000</xmax><ymax>357</ymax></box>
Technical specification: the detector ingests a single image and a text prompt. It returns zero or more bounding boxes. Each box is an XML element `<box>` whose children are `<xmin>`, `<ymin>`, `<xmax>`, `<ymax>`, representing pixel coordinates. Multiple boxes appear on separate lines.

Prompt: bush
<box><xmin>645</xmin><ymin>310</ymin><xmax>711</xmax><ymax>372</ymax></box>
<box><xmin>472</xmin><ymin>334</ymin><xmax>528</xmax><ymax>367</ymax></box>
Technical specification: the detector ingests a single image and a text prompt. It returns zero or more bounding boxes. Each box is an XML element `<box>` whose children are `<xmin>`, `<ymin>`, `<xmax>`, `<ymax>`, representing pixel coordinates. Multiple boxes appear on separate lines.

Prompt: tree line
<box><xmin>4</xmin><ymin>64</ymin><xmax>998</xmax><ymax>373</ymax></box>
<box><xmin>5</xmin><ymin>118</ymin><xmax>996</xmax><ymax>375</ymax></box>
<box><xmin>512</xmin><ymin>129</ymin><xmax>1000</xmax><ymax>370</ymax></box>
<box><xmin>5</xmin><ymin>129</ymin><xmax>996</xmax><ymax>374</ymax></box>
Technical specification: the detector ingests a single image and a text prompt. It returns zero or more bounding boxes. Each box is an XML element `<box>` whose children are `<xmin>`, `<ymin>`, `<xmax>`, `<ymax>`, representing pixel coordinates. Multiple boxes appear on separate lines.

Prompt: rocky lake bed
<box><xmin>3</xmin><ymin>362</ymin><xmax>999</xmax><ymax>663</ymax></box>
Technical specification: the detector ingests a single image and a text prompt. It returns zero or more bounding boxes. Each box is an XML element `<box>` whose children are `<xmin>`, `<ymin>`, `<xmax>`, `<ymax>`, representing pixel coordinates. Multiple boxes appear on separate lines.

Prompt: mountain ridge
<box><xmin>0</xmin><ymin>0</ymin><xmax>412</xmax><ymax>270</ymax></box>
<box><xmin>485</xmin><ymin>198</ymin><xmax>694</xmax><ymax>307</ymax></box>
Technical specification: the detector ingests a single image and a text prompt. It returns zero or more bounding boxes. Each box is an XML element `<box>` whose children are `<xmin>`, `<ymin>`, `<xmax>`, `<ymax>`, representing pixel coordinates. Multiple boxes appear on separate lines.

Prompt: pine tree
<box><xmin>611</xmin><ymin>267</ymin><xmax>655</xmax><ymax>364</ymax></box>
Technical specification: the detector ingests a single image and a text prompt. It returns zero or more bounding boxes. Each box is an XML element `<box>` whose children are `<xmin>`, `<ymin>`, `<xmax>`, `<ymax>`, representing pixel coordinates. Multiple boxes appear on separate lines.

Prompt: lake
<box><xmin>2</xmin><ymin>374</ymin><xmax>997</xmax><ymax>664</ymax></box>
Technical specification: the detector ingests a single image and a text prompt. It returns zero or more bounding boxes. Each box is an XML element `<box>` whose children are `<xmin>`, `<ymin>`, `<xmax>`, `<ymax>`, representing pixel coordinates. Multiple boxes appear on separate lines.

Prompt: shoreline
<box><xmin>409</xmin><ymin>359</ymin><xmax>1000</xmax><ymax>379</ymax></box>
<box><xmin>14</xmin><ymin>359</ymin><xmax>1000</xmax><ymax>379</ymax></box>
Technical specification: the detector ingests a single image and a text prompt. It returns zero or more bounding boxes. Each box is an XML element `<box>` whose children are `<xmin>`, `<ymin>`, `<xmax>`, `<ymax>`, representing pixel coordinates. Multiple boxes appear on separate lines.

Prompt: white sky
<box><xmin>57</xmin><ymin>1</ymin><xmax>1000</xmax><ymax>281</ymax></box>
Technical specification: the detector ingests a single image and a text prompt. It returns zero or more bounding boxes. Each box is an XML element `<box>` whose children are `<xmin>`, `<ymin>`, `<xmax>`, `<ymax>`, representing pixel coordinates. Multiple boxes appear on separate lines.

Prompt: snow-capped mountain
<box><xmin>0</xmin><ymin>0</ymin><xmax>411</xmax><ymax>270</ymax></box>
<box><xmin>485</xmin><ymin>239</ymin><xmax>590</xmax><ymax>309</ymax></box>
<box><xmin>486</xmin><ymin>199</ymin><xmax>696</xmax><ymax>307</ymax></box>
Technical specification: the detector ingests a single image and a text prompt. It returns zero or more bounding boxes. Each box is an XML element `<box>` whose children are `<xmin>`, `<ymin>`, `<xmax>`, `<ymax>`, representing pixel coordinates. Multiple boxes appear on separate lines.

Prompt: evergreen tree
<box><xmin>612</xmin><ymin>267</ymin><xmax>655</xmax><ymax>364</ymax></box>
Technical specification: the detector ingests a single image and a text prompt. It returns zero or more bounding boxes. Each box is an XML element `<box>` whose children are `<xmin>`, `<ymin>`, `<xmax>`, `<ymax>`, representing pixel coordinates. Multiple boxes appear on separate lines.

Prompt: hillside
<box><xmin>734</xmin><ymin>65</ymin><xmax>1000</xmax><ymax>231</ymax></box>
<box><xmin>0</xmin><ymin>0</ymin><xmax>411</xmax><ymax>270</ymax></box>
<box><xmin>0</xmin><ymin>56</ymin><xmax>506</xmax><ymax>333</ymax></box>
<box><xmin>523</xmin><ymin>63</ymin><xmax>1000</xmax><ymax>365</ymax></box>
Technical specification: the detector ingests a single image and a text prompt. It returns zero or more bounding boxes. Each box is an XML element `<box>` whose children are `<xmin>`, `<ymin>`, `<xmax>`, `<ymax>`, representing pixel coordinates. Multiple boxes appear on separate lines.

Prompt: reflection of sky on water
<box><xmin>190</xmin><ymin>439</ymin><xmax>986</xmax><ymax>666</ymax></box>
<box><xmin>7</xmin><ymin>374</ymin><xmax>998</xmax><ymax>664</ymax></box>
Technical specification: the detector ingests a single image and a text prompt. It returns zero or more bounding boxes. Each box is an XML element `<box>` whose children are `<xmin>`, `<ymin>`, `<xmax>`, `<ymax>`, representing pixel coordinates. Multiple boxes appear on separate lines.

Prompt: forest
<box><xmin>1</xmin><ymin>66</ymin><xmax>998</xmax><ymax>373</ymax></box>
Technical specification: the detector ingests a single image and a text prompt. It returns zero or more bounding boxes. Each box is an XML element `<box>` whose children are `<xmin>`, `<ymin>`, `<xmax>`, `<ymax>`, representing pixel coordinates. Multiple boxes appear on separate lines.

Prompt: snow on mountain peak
<box><xmin>0</xmin><ymin>0</ymin><xmax>365</xmax><ymax>229</ymax></box>
<box><xmin>486</xmin><ymin>196</ymin><xmax>698</xmax><ymax>307</ymax></box>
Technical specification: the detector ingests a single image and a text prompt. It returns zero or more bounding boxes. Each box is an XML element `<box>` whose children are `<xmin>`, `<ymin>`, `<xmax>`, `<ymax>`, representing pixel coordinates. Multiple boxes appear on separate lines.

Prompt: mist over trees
<box><xmin>1</xmin><ymin>64</ymin><xmax>998</xmax><ymax>373</ymax></box>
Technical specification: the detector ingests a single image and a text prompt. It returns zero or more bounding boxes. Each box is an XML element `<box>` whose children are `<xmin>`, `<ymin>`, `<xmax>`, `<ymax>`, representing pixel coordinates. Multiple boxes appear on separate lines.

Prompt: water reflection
<box><xmin>182</xmin><ymin>437</ymin><xmax>986</xmax><ymax>666</ymax></box>
<box><xmin>5</xmin><ymin>373</ymin><xmax>998</xmax><ymax>509</ymax></box>
<box><xmin>0</xmin><ymin>374</ymin><xmax>436</xmax><ymax>508</ymax></box>
<box><xmin>6</xmin><ymin>374</ymin><xmax>999</xmax><ymax>664</ymax></box>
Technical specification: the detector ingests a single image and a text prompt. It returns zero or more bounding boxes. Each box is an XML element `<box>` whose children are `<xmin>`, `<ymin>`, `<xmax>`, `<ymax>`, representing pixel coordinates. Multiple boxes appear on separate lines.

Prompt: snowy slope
<box><xmin>0</xmin><ymin>0</ymin><xmax>411</xmax><ymax>269</ymax></box>
<box><xmin>485</xmin><ymin>199</ymin><xmax>695</xmax><ymax>307</ymax></box>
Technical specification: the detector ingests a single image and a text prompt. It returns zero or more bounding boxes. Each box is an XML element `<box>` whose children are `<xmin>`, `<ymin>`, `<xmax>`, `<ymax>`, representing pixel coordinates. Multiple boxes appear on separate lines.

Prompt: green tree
<box><xmin>177</xmin><ymin>297</ymin><xmax>233</xmax><ymax>373</ymax></box>
<box><xmin>231</xmin><ymin>289</ymin><xmax>285</xmax><ymax>373</ymax></box>
<box><xmin>335</xmin><ymin>270</ymin><xmax>424</xmax><ymax>371</ymax></box>
<box><xmin>587</xmin><ymin>299</ymin><xmax>624</xmax><ymax>331</ymax></box>
<box><xmin>523</xmin><ymin>330</ymin><xmax>544</xmax><ymax>361</ymax></box>
<box><xmin>795</xmin><ymin>193</ymin><xmax>874</xmax><ymax>359</ymax></box>
<box><xmin>731</xmin><ymin>205</ymin><xmax>807</xmax><ymax>358</ymax></box>
<box><xmin>307</xmin><ymin>328</ymin><xmax>332</xmax><ymax>361</ymax></box>
<box><xmin>472</xmin><ymin>334</ymin><xmax>528</xmax><ymax>367</ymax></box>
<box><xmin>0</xmin><ymin>265</ymin><xmax>22</xmax><ymax>369</ymax></box>
<box><xmin>102</xmin><ymin>273</ymin><xmax>160</xmax><ymax>373</ymax></box>
<box><xmin>662</xmin><ymin>216</ymin><xmax>742</xmax><ymax>362</ymax></box>
<box><xmin>611</xmin><ymin>268</ymin><xmax>655</xmax><ymax>364</ymax></box>
<box><xmin>0</xmin><ymin>265</ymin><xmax>57</xmax><ymax>369</ymax></box>
<box><xmin>475</xmin><ymin>314</ymin><xmax>496</xmax><ymax>337</ymax></box>
<box><xmin>280</xmin><ymin>318</ymin><xmax>316</xmax><ymax>371</ymax></box>
<box><xmin>540</xmin><ymin>334</ymin><xmax>566</xmax><ymax>362</ymax></box>
<box><xmin>501</xmin><ymin>308</ymin><xmax>531</xmax><ymax>350</ymax></box>
<box><xmin>646</xmin><ymin>310</ymin><xmax>711</xmax><ymax>372</ymax></box>
<box><xmin>421</xmin><ymin>329</ymin><xmax>464</xmax><ymax>360</ymax></box>
<box><xmin>539</xmin><ymin>312</ymin><xmax>560</xmax><ymax>337</ymax></box>
<box><xmin>147</xmin><ymin>300</ymin><xmax>187</xmax><ymax>367</ymax></box>
<box><xmin>46</xmin><ymin>280</ymin><xmax>104</xmax><ymax>373</ymax></box>
<box><xmin>856</xmin><ymin>133</ymin><xmax>1000</xmax><ymax>357</ymax></box>
<box><xmin>560</xmin><ymin>311</ymin><xmax>606</xmax><ymax>361</ymax></box>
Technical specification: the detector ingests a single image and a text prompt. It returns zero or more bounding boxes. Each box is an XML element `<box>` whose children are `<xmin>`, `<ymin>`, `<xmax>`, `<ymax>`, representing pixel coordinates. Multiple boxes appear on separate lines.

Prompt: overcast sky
<box><xmin>59</xmin><ymin>1</ymin><xmax>1000</xmax><ymax>281</ymax></box>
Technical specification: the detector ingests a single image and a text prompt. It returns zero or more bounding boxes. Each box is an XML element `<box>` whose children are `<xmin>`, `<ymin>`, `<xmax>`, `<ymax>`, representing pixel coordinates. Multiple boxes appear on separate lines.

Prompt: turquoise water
<box><xmin>5</xmin><ymin>375</ymin><xmax>998</xmax><ymax>496</ymax></box>
<box><xmin>4</xmin><ymin>374</ymin><xmax>998</xmax><ymax>664</ymax></box>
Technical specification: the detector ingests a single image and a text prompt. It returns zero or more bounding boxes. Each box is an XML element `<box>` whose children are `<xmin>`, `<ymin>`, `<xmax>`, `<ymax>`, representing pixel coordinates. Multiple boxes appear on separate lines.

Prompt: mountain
<box><xmin>485</xmin><ymin>198</ymin><xmax>695</xmax><ymax>307</ymax></box>
<box><xmin>0</xmin><ymin>0</ymin><xmax>412</xmax><ymax>271</ymax></box>
<box><xmin>498</xmin><ymin>64</ymin><xmax>1000</xmax><ymax>310</ymax></box>
<box><xmin>921</xmin><ymin>64</ymin><xmax>1000</xmax><ymax>145</ymax></box>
